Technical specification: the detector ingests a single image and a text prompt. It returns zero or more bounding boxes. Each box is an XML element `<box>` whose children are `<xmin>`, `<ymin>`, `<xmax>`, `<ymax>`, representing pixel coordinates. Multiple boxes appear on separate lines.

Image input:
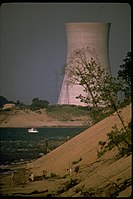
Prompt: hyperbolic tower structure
<box><xmin>58</xmin><ymin>22</ymin><xmax>111</xmax><ymax>106</ymax></box>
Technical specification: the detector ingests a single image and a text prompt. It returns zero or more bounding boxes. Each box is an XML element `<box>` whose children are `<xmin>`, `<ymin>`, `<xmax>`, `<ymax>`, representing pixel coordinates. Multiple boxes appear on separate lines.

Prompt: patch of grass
<box><xmin>46</xmin><ymin>104</ymin><xmax>114</xmax><ymax>124</ymax></box>
<box><xmin>57</xmin><ymin>178</ymin><xmax>80</xmax><ymax>194</ymax></box>
<box><xmin>50</xmin><ymin>172</ymin><xmax>57</xmax><ymax>178</ymax></box>
<box><xmin>74</xmin><ymin>165</ymin><xmax>80</xmax><ymax>173</ymax></box>
<box><xmin>46</xmin><ymin>105</ymin><xmax>90</xmax><ymax>120</ymax></box>
<box><xmin>72</xmin><ymin>157</ymin><xmax>82</xmax><ymax>165</ymax></box>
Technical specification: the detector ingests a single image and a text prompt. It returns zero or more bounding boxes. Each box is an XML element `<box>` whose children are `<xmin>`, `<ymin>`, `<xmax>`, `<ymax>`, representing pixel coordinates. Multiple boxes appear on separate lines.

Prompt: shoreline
<box><xmin>0</xmin><ymin>161</ymin><xmax>32</xmax><ymax>177</ymax></box>
<box><xmin>0</xmin><ymin>104</ymin><xmax>131</xmax><ymax>197</ymax></box>
<box><xmin>0</xmin><ymin>125</ymin><xmax>88</xmax><ymax>128</ymax></box>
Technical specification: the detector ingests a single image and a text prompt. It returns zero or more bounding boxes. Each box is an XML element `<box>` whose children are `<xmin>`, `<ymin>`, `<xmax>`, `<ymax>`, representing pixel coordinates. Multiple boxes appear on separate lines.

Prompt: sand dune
<box><xmin>0</xmin><ymin>109</ymin><xmax>88</xmax><ymax>127</ymax></box>
<box><xmin>25</xmin><ymin>104</ymin><xmax>132</xmax><ymax>197</ymax></box>
<box><xmin>27</xmin><ymin>104</ymin><xmax>131</xmax><ymax>177</ymax></box>
<box><xmin>1</xmin><ymin>104</ymin><xmax>132</xmax><ymax>197</ymax></box>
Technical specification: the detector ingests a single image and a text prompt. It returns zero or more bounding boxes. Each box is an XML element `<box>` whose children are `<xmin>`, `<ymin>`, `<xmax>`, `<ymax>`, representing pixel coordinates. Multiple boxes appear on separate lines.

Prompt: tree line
<box><xmin>0</xmin><ymin>96</ymin><xmax>49</xmax><ymax>110</ymax></box>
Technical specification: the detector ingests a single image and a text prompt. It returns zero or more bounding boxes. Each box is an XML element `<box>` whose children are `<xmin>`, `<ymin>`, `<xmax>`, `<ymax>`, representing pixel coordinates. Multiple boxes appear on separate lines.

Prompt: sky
<box><xmin>0</xmin><ymin>2</ymin><xmax>131</xmax><ymax>105</ymax></box>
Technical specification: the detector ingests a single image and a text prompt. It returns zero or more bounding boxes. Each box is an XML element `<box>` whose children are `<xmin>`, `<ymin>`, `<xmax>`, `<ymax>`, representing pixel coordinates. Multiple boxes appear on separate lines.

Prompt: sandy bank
<box><xmin>0</xmin><ymin>104</ymin><xmax>132</xmax><ymax>197</ymax></box>
<box><xmin>0</xmin><ymin>109</ymin><xmax>89</xmax><ymax>127</ymax></box>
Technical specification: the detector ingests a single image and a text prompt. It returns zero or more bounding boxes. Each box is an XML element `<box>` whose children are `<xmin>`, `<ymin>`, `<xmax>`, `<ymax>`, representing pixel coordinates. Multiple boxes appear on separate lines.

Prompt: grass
<box><xmin>45</xmin><ymin>105</ymin><xmax>90</xmax><ymax>121</ymax></box>
<box><xmin>45</xmin><ymin>104</ymin><xmax>115</xmax><ymax>126</ymax></box>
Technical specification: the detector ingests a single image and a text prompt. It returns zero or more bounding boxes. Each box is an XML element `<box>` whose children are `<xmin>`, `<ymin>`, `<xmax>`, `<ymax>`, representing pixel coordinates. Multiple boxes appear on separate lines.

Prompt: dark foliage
<box><xmin>0</xmin><ymin>96</ymin><xmax>9</xmax><ymax>108</ymax></box>
<box><xmin>118</xmin><ymin>52</ymin><xmax>131</xmax><ymax>87</ymax></box>
<box><xmin>97</xmin><ymin>122</ymin><xmax>132</xmax><ymax>158</ymax></box>
<box><xmin>30</xmin><ymin>97</ymin><xmax>49</xmax><ymax>111</ymax></box>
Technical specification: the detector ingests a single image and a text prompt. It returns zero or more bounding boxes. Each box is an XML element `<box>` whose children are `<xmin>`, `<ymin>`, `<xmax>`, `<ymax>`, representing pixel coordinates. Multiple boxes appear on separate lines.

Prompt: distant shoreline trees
<box><xmin>30</xmin><ymin>97</ymin><xmax>49</xmax><ymax>111</ymax></box>
<box><xmin>0</xmin><ymin>96</ymin><xmax>49</xmax><ymax>111</ymax></box>
<box><xmin>0</xmin><ymin>96</ymin><xmax>15</xmax><ymax>109</ymax></box>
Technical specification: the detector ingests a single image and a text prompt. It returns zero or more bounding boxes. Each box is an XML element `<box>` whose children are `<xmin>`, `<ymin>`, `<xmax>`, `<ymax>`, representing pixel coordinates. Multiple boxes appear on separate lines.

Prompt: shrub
<box><xmin>57</xmin><ymin>178</ymin><xmax>80</xmax><ymax>194</ymax></box>
<box><xmin>72</xmin><ymin>157</ymin><xmax>82</xmax><ymax>165</ymax></box>
<box><xmin>74</xmin><ymin>165</ymin><xmax>80</xmax><ymax>173</ymax></box>
<box><xmin>50</xmin><ymin>172</ymin><xmax>57</xmax><ymax>178</ymax></box>
<box><xmin>97</xmin><ymin>122</ymin><xmax>132</xmax><ymax>158</ymax></box>
<box><xmin>65</xmin><ymin>178</ymin><xmax>80</xmax><ymax>190</ymax></box>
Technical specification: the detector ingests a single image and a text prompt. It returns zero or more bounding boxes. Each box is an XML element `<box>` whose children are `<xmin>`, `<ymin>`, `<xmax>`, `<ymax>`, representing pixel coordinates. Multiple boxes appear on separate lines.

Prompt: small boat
<box><xmin>28</xmin><ymin>128</ymin><xmax>38</xmax><ymax>133</ymax></box>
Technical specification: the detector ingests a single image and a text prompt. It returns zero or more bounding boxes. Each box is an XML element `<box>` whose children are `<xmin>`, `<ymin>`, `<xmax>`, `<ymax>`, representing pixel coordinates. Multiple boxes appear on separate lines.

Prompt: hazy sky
<box><xmin>0</xmin><ymin>2</ymin><xmax>131</xmax><ymax>105</ymax></box>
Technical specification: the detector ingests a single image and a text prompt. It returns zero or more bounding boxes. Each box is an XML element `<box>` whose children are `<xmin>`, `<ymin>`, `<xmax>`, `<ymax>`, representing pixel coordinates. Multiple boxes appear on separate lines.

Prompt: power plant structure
<box><xmin>58</xmin><ymin>22</ymin><xmax>111</xmax><ymax>106</ymax></box>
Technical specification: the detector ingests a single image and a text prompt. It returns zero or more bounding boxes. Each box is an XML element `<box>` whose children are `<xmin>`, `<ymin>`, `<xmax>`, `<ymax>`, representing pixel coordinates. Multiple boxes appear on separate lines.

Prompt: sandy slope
<box><xmin>25</xmin><ymin>104</ymin><xmax>131</xmax><ymax>197</ymax></box>
<box><xmin>0</xmin><ymin>109</ymin><xmax>88</xmax><ymax>127</ymax></box>
<box><xmin>1</xmin><ymin>104</ymin><xmax>132</xmax><ymax>197</ymax></box>
<box><xmin>27</xmin><ymin>104</ymin><xmax>131</xmax><ymax>176</ymax></box>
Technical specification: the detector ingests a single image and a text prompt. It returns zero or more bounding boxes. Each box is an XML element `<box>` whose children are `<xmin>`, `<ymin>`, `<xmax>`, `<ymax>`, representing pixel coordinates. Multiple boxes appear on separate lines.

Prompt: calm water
<box><xmin>0</xmin><ymin>127</ymin><xmax>87</xmax><ymax>166</ymax></box>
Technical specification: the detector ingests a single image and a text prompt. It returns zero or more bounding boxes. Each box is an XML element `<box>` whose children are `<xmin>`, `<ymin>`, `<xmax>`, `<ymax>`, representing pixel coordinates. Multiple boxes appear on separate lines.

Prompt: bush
<box><xmin>30</xmin><ymin>98</ymin><xmax>49</xmax><ymax>111</ymax></box>
<box><xmin>74</xmin><ymin>165</ymin><xmax>80</xmax><ymax>173</ymax></box>
<box><xmin>97</xmin><ymin>122</ymin><xmax>132</xmax><ymax>158</ymax></box>
<box><xmin>72</xmin><ymin>157</ymin><xmax>82</xmax><ymax>165</ymax></box>
<box><xmin>50</xmin><ymin>172</ymin><xmax>57</xmax><ymax>178</ymax></box>
<box><xmin>64</xmin><ymin>178</ymin><xmax>80</xmax><ymax>190</ymax></box>
<box><xmin>57</xmin><ymin>178</ymin><xmax>80</xmax><ymax>194</ymax></box>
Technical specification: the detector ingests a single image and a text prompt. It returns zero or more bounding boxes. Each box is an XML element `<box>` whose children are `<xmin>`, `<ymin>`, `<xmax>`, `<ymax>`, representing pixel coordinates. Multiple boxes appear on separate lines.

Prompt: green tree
<box><xmin>30</xmin><ymin>97</ymin><xmax>49</xmax><ymax>110</ymax></box>
<box><xmin>65</xmin><ymin>47</ymin><xmax>107</xmax><ymax>108</ymax></box>
<box><xmin>97</xmin><ymin>122</ymin><xmax>131</xmax><ymax>158</ymax></box>
<box><xmin>0</xmin><ymin>96</ymin><xmax>8</xmax><ymax>108</ymax></box>
<box><xmin>65</xmin><ymin>47</ymin><xmax>129</xmax><ymax>129</ymax></box>
<box><xmin>100</xmin><ymin>75</ymin><xmax>127</xmax><ymax>131</ymax></box>
<box><xmin>117</xmin><ymin>52</ymin><xmax>131</xmax><ymax>104</ymax></box>
<box><xmin>118</xmin><ymin>52</ymin><xmax>131</xmax><ymax>87</ymax></box>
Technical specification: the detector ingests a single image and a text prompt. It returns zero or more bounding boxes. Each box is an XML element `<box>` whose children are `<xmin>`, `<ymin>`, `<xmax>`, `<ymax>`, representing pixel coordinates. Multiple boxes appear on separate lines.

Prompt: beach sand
<box><xmin>0</xmin><ymin>104</ymin><xmax>132</xmax><ymax>197</ymax></box>
<box><xmin>0</xmin><ymin>162</ymin><xmax>71</xmax><ymax>197</ymax></box>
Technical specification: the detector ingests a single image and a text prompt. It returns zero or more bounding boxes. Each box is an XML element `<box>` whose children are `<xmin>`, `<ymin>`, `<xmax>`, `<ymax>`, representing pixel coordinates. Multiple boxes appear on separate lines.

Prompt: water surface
<box><xmin>0</xmin><ymin>127</ymin><xmax>87</xmax><ymax>166</ymax></box>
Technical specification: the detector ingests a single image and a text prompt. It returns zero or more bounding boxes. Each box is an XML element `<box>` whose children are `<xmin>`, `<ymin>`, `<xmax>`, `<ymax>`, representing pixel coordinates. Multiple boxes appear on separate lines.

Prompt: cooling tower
<box><xmin>58</xmin><ymin>22</ymin><xmax>111</xmax><ymax>106</ymax></box>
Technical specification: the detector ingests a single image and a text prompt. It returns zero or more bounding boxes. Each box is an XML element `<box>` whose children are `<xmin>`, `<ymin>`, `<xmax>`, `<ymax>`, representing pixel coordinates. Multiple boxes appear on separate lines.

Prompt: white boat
<box><xmin>28</xmin><ymin>128</ymin><xmax>38</xmax><ymax>133</ymax></box>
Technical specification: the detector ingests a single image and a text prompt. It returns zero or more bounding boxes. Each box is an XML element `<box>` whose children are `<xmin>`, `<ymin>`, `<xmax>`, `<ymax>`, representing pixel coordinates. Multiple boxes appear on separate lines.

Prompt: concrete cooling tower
<box><xmin>58</xmin><ymin>22</ymin><xmax>111</xmax><ymax>106</ymax></box>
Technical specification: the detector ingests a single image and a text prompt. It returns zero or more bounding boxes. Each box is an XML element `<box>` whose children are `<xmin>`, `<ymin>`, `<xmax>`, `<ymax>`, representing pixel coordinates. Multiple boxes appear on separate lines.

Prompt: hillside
<box><xmin>0</xmin><ymin>106</ymin><xmax>90</xmax><ymax>127</ymax></box>
<box><xmin>25</xmin><ymin>103</ymin><xmax>131</xmax><ymax>197</ymax></box>
<box><xmin>1</xmin><ymin>104</ymin><xmax>132</xmax><ymax>197</ymax></box>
